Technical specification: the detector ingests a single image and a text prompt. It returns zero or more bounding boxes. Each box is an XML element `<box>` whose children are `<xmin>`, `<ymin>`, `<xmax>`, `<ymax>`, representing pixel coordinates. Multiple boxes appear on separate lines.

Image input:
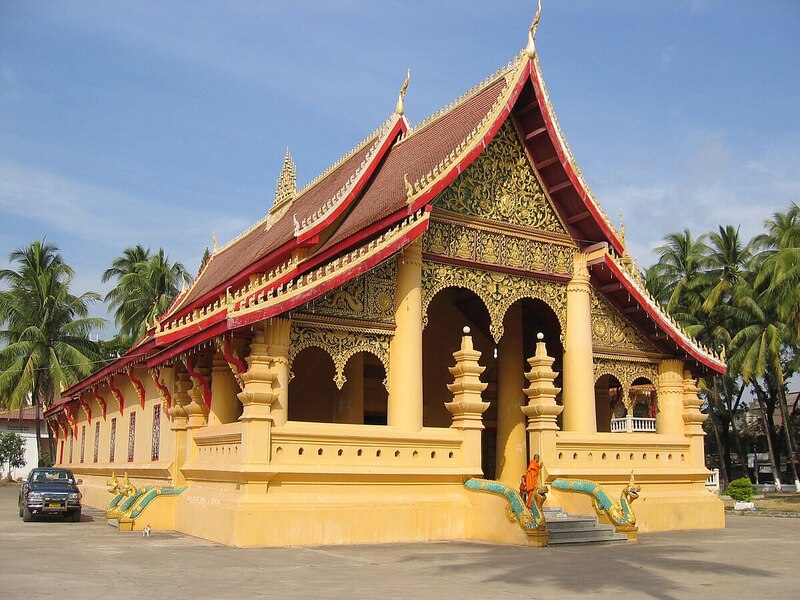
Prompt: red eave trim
<box><xmin>598</xmin><ymin>254</ymin><xmax>726</xmax><ymax>373</ymax></box>
<box><xmin>527</xmin><ymin>61</ymin><xmax>625</xmax><ymax>256</ymax></box>
<box><xmin>146</xmin><ymin>320</ymin><xmax>229</xmax><ymax>369</ymax></box>
<box><xmin>296</xmin><ymin>116</ymin><xmax>407</xmax><ymax>245</ymax></box>
<box><xmin>59</xmin><ymin>338</ymin><xmax>156</xmax><ymax>401</ymax></box>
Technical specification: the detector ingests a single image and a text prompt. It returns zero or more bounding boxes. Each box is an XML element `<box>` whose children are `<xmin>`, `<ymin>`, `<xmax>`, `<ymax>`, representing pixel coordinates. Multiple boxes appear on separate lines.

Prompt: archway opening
<box><xmin>288</xmin><ymin>347</ymin><xmax>338</xmax><ymax>423</ymax></box>
<box><xmin>631</xmin><ymin>377</ymin><xmax>657</xmax><ymax>418</ymax></box>
<box><xmin>336</xmin><ymin>351</ymin><xmax>388</xmax><ymax>425</ymax></box>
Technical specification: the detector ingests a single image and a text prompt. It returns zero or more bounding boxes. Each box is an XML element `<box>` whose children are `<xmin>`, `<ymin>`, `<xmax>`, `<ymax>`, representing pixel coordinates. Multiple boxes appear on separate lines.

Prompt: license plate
<box><xmin>47</xmin><ymin>503</ymin><xmax>62</xmax><ymax>508</ymax></box>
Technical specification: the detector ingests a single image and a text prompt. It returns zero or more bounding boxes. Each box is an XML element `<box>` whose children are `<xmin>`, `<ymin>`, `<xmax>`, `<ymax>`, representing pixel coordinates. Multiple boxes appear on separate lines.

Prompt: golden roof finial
<box><xmin>524</xmin><ymin>0</ymin><xmax>543</xmax><ymax>59</ymax></box>
<box><xmin>212</xmin><ymin>232</ymin><xmax>218</xmax><ymax>252</ymax></box>
<box><xmin>619</xmin><ymin>208</ymin><xmax>626</xmax><ymax>247</ymax></box>
<box><xmin>271</xmin><ymin>147</ymin><xmax>297</xmax><ymax>214</ymax></box>
<box><xmin>395</xmin><ymin>68</ymin><xmax>411</xmax><ymax>116</ymax></box>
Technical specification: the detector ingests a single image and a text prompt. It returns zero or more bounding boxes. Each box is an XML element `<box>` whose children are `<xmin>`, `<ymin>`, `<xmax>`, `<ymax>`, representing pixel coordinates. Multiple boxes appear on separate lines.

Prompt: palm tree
<box><xmin>648</xmin><ymin>229</ymin><xmax>708</xmax><ymax>320</ymax></box>
<box><xmin>102</xmin><ymin>246</ymin><xmax>191</xmax><ymax>342</ymax></box>
<box><xmin>728</xmin><ymin>279</ymin><xmax>800</xmax><ymax>492</ymax></box>
<box><xmin>701</xmin><ymin>225</ymin><xmax>752</xmax><ymax>313</ymax></box>
<box><xmin>0</xmin><ymin>241</ymin><xmax>104</xmax><ymax>464</ymax></box>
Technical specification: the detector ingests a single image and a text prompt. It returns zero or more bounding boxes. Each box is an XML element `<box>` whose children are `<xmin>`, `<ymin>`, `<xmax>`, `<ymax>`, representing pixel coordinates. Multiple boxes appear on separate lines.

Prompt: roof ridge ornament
<box><xmin>395</xmin><ymin>68</ymin><xmax>411</xmax><ymax>116</ymax></box>
<box><xmin>271</xmin><ymin>147</ymin><xmax>297</xmax><ymax>214</ymax></box>
<box><xmin>524</xmin><ymin>0</ymin><xmax>543</xmax><ymax>59</ymax></box>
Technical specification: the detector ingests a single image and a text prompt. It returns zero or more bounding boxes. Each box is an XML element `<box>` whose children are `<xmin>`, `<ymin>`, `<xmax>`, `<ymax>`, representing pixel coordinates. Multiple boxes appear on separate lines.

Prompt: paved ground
<box><xmin>1</xmin><ymin>485</ymin><xmax>797</xmax><ymax>600</ymax></box>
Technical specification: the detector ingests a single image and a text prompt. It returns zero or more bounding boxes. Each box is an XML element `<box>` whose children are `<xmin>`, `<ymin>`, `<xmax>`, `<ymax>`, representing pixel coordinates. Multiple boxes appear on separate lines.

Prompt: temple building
<box><xmin>46</xmin><ymin>16</ymin><xmax>725</xmax><ymax>546</ymax></box>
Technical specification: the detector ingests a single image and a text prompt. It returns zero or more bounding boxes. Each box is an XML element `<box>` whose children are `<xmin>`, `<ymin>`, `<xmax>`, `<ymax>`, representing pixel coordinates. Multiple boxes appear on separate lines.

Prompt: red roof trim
<box><xmin>59</xmin><ymin>338</ymin><xmax>155</xmax><ymax>399</ymax></box>
<box><xmin>597</xmin><ymin>253</ymin><xmax>725</xmax><ymax>373</ymax></box>
<box><xmin>527</xmin><ymin>61</ymin><xmax>625</xmax><ymax>255</ymax></box>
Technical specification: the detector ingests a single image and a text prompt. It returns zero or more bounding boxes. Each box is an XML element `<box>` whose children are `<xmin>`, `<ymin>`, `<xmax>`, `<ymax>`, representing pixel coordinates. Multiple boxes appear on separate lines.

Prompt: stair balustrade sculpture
<box><xmin>550</xmin><ymin>471</ymin><xmax>641</xmax><ymax>541</ymax></box>
<box><xmin>105</xmin><ymin>471</ymin><xmax>186</xmax><ymax>531</ymax></box>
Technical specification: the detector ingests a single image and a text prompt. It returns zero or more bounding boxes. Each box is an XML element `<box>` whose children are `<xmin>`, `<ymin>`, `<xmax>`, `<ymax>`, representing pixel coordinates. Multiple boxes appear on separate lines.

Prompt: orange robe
<box><xmin>523</xmin><ymin>460</ymin><xmax>541</xmax><ymax>509</ymax></box>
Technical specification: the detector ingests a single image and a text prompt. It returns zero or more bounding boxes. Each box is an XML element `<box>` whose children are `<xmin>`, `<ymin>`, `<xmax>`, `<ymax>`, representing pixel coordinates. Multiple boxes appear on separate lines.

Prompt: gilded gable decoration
<box><xmin>288</xmin><ymin>321</ymin><xmax>391</xmax><ymax>389</ymax></box>
<box><xmin>271</xmin><ymin>148</ymin><xmax>297</xmax><ymax>214</ymax></box>
<box><xmin>297</xmin><ymin>259</ymin><xmax>397</xmax><ymax>325</ymax></box>
<box><xmin>422</xmin><ymin>260</ymin><xmax>566</xmax><ymax>342</ymax></box>
<box><xmin>590</xmin><ymin>290</ymin><xmax>659</xmax><ymax>355</ymax></box>
<box><xmin>423</xmin><ymin>218</ymin><xmax>574</xmax><ymax>275</ymax></box>
<box><xmin>434</xmin><ymin>121</ymin><xmax>568</xmax><ymax>235</ymax></box>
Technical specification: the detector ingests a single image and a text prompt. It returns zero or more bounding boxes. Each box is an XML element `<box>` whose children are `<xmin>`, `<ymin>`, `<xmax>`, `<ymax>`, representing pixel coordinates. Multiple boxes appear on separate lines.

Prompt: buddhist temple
<box><xmin>46</xmin><ymin>9</ymin><xmax>725</xmax><ymax>546</ymax></box>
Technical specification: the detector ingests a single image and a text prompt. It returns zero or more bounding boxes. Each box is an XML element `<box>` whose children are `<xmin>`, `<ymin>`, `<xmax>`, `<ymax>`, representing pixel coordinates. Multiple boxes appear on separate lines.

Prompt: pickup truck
<box><xmin>18</xmin><ymin>468</ymin><xmax>83</xmax><ymax>522</ymax></box>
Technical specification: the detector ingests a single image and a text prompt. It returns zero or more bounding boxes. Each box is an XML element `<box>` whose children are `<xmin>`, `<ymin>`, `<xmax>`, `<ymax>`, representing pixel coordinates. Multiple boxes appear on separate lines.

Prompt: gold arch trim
<box><xmin>421</xmin><ymin>260</ymin><xmax>566</xmax><ymax>343</ymax></box>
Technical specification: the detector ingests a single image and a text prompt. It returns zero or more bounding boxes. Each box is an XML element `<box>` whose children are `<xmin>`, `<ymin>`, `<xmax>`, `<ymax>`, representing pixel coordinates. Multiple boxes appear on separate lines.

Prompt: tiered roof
<box><xmin>59</xmin><ymin>39</ymin><xmax>725</xmax><ymax>402</ymax></box>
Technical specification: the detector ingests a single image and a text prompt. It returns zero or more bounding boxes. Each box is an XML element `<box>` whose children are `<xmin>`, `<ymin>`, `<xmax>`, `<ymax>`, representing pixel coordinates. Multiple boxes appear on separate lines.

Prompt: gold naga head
<box><xmin>524</xmin><ymin>0</ymin><xmax>543</xmax><ymax>59</ymax></box>
<box><xmin>624</xmin><ymin>471</ymin><xmax>642</xmax><ymax>503</ymax></box>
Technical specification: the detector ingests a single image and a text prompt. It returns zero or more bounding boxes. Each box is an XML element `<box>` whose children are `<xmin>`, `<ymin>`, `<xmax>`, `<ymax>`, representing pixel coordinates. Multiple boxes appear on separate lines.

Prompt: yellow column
<box><xmin>561</xmin><ymin>252</ymin><xmax>596</xmax><ymax>432</ymax></box>
<box><xmin>237</xmin><ymin>320</ymin><xmax>278</xmax><ymax>464</ymax></box>
<box><xmin>445</xmin><ymin>327</ymin><xmax>489</xmax><ymax>473</ymax></box>
<box><xmin>521</xmin><ymin>333</ymin><xmax>563</xmax><ymax>465</ymax></box>
<box><xmin>656</xmin><ymin>359</ymin><xmax>685</xmax><ymax>436</ymax></box>
<box><xmin>336</xmin><ymin>354</ymin><xmax>364</xmax><ymax>424</ymax></box>
<box><xmin>388</xmin><ymin>239</ymin><xmax>423</xmax><ymax>431</ymax></box>
<box><xmin>209</xmin><ymin>354</ymin><xmax>240</xmax><ymax>425</ymax></box>
<box><xmin>682</xmin><ymin>370</ymin><xmax>708</xmax><ymax>466</ymax></box>
<box><xmin>168</xmin><ymin>369</ymin><xmax>192</xmax><ymax>486</ymax></box>
<box><xmin>495</xmin><ymin>303</ymin><xmax>527</xmax><ymax>486</ymax></box>
<box><xmin>264</xmin><ymin>317</ymin><xmax>291</xmax><ymax>427</ymax></box>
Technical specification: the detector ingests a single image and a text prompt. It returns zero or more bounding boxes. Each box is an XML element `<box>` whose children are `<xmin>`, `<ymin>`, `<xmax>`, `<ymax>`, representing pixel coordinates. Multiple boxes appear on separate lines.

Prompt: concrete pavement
<box><xmin>1</xmin><ymin>485</ymin><xmax>797</xmax><ymax>599</ymax></box>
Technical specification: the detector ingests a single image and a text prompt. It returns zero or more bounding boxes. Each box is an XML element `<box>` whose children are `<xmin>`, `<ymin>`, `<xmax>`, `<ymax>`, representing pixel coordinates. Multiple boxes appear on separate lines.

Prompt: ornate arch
<box><xmin>593</xmin><ymin>357</ymin><xmax>658</xmax><ymax>409</ymax></box>
<box><xmin>289</xmin><ymin>321</ymin><xmax>391</xmax><ymax>390</ymax></box>
<box><xmin>421</xmin><ymin>261</ymin><xmax>566</xmax><ymax>343</ymax></box>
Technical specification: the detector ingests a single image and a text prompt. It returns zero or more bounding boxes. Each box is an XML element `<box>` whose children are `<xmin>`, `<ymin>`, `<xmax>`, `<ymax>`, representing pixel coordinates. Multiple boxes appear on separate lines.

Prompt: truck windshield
<box><xmin>32</xmin><ymin>470</ymin><xmax>73</xmax><ymax>483</ymax></box>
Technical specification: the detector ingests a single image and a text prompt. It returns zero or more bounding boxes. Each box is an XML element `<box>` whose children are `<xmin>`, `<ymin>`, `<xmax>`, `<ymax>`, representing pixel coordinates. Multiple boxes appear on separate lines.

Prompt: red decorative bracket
<box><xmin>108</xmin><ymin>377</ymin><xmax>125</xmax><ymax>414</ymax></box>
<box><xmin>47</xmin><ymin>418</ymin><xmax>59</xmax><ymax>443</ymax></box>
<box><xmin>78</xmin><ymin>393</ymin><xmax>93</xmax><ymax>424</ymax></box>
<box><xmin>217</xmin><ymin>335</ymin><xmax>247</xmax><ymax>389</ymax></box>
<box><xmin>185</xmin><ymin>354</ymin><xmax>212</xmax><ymax>412</ymax></box>
<box><xmin>93</xmin><ymin>387</ymin><xmax>107</xmax><ymax>420</ymax></box>
<box><xmin>150</xmin><ymin>367</ymin><xmax>173</xmax><ymax>415</ymax></box>
<box><xmin>128</xmin><ymin>367</ymin><xmax>146</xmax><ymax>409</ymax></box>
<box><xmin>63</xmin><ymin>402</ymin><xmax>78</xmax><ymax>439</ymax></box>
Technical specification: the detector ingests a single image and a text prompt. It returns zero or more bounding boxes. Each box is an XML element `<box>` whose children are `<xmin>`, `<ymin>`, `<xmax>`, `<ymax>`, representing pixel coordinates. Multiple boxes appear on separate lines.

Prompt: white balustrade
<box><xmin>705</xmin><ymin>468</ymin><xmax>720</xmax><ymax>493</ymax></box>
<box><xmin>610</xmin><ymin>416</ymin><xmax>656</xmax><ymax>433</ymax></box>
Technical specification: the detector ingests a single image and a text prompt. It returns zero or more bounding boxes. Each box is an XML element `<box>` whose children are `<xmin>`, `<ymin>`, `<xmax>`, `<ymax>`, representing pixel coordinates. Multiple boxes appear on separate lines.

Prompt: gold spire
<box><xmin>212</xmin><ymin>232</ymin><xmax>218</xmax><ymax>252</ymax></box>
<box><xmin>618</xmin><ymin>208</ymin><xmax>626</xmax><ymax>248</ymax></box>
<box><xmin>524</xmin><ymin>0</ymin><xmax>543</xmax><ymax>59</ymax></box>
<box><xmin>271</xmin><ymin>147</ymin><xmax>297</xmax><ymax>214</ymax></box>
<box><xmin>395</xmin><ymin>68</ymin><xmax>411</xmax><ymax>116</ymax></box>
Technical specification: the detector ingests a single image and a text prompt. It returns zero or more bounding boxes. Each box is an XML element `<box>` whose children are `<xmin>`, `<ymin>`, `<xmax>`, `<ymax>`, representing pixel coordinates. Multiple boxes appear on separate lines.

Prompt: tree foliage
<box><xmin>0</xmin><ymin>431</ymin><xmax>26</xmax><ymax>479</ymax></box>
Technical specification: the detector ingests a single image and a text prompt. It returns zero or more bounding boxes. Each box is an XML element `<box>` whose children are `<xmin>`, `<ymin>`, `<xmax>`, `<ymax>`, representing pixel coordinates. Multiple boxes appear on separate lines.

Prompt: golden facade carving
<box><xmin>297</xmin><ymin>259</ymin><xmax>397</xmax><ymax>324</ymax></box>
<box><xmin>433</xmin><ymin>121</ymin><xmax>568</xmax><ymax>235</ymax></box>
<box><xmin>288</xmin><ymin>321</ymin><xmax>391</xmax><ymax>390</ymax></box>
<box><xmin>423</xmin><ymin>218</ymin><xmax>573</xmax><ymax>276</ymax></box>
<box><xmin>593</xmin><ymin>357</ymin><xmax>658</xmax><ymax>409</ymax></box>
<box><xmin>590</xmin><ymin>290</ymin><xmax>659</xmax><ymax>354</ymax></box>
<box><xmin>421</xmin><ymin>260</ymin><xmax>566</xmax><ymax>343</ymax></box>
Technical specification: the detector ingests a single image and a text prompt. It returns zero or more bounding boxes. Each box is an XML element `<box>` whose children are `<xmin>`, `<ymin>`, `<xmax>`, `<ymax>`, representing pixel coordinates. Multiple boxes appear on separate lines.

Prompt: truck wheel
<box><xmin>70</xmin><ymin>509</ymin><xmax>82</xmax><ymax>522</ymax></box>
<box><xmin>22</xmin><ymin>506</ymin><xmax>33</xmax><ymax>522</ymax></box>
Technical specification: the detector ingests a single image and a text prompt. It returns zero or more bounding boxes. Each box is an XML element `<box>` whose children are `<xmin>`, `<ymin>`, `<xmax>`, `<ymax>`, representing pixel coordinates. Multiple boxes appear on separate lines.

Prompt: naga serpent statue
<box><xmin>551</xmin><ymin>471</ymin><xmax>641</xmax><ymax>535</ymax></box>
<box><xmin>464</xmin><ymin>478</ymin><xmax>548</xmax><ymax>531</ymax></box>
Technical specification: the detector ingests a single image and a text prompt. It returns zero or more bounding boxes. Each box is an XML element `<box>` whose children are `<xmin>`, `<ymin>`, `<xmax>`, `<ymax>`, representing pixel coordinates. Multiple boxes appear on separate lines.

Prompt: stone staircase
<box><xmin>543</xmin><ymin>506</ymin><xmax>627</xmax><ymax>546</ymax></box>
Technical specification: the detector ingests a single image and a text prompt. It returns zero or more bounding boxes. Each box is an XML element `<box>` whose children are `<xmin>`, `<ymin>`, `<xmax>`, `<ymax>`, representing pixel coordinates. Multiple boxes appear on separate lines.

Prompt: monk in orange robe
<box><xmin>523</xmin><ymin>454</ymin><xmax>541</xmax><ymax>509</ymax></box>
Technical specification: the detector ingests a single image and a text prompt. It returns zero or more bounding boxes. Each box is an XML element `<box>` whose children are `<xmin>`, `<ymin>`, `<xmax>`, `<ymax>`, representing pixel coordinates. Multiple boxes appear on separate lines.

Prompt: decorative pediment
<box><xmin>434</xmin><ymin>121</ymin><xmax>568</xmax><ymax>235</ymax></box>
<box><xmin>590</xmin><ymin>290</ymin><xmax>660</xmax><ymax>355</ymax></box>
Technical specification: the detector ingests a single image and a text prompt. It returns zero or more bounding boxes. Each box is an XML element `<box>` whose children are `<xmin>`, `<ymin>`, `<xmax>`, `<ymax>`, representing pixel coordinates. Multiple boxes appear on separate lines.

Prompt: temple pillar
<box><xmin>185</xmin><ymin>356</ymin><xmax>211</xmax><ymax>461</ymax></box>
<box><xmin>238</xmin><ymin>320</ymin><xmax>278</xmax><ymax>464</ymax></box>
<box><xmin>657</xmin><ymin>359</ymin><xmax>685</xmax><ymax>436</ymax></box>
<box><xmin>445</xmin><ymin>327</ymin><xmax>489</xmax><ymax>473</ymax></box>
<box><xmin>388</xmin><ymin>239</ymin><xmax>423</xmax><ymax>432</ymax></box>
<box><xmin>336</xmin><ymin>354</ymin><xmax>364</xmax><ymax>424</ymax></box>
<box><xmin>169</xmin><ymin>369</ymin><xmax>192</xmax><ymax>487</ymax></box>
<box><xmin>209</xmin><ymin>354</ymin><xmax>240</xmax><ymax>425</ymax></box>
<box><xmin>595</xmin><ymin>382</ymin><xmax>611</xmax><ymax>432</ymax></box>
<box><xmin>682</xmin><ymin>370</ymin><xmax>708</xmax><ymax>466</ymax></box>
<box><xmin>495</xmin><ymin>303</ymin><xmax>527</xmax><ymax>486</ymax></box>
<box><xmin>521</xmin><ymin>333</ymin><xmax>563</xmax><ymax>466</ymax></box>
<box><xmin>264</xmin><ymin>317</ymin><xmax>291</xmax><ymax>427</ymax></box>
<box><xmin>561</xmin><ymin>252</ymin><xmax>596</xmax><ymax>433</ymax></box>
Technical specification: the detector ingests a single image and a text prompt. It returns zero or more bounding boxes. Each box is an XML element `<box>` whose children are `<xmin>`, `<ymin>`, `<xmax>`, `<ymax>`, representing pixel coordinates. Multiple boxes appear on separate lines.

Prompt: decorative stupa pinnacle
<box><xmin>395</xmin><ymin>68</ymin><xmax>411</xmax><ymax>116</ymax></box>
<box><xmin>272</xmin><ymin>147</ymin><xmax>297</xmax><ymax>213</ymax></box>
<box><xmin>524</xmin><ymin>0</ymin><xmax>542</xmax><ymax>59</ymax></box>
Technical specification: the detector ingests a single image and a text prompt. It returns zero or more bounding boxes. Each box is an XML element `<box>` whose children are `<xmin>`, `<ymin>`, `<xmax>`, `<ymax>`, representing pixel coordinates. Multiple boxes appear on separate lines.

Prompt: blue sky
<box><xmin>1</xmin><ymin>1</ymin><xmax>799</xmax><ymax>337</ymax></box>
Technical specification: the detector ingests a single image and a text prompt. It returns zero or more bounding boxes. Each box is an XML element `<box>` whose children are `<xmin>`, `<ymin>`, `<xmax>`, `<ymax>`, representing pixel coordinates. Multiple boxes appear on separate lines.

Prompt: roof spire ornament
<box><xmin>395</xmin><ymin>68</ymin><xmax>411</xmax><ymax>116</ymax></box>
<box><xmin>271</xmin><ymin>147</ymin><xmax>297</xmax><ymax>214</ymax></box>
<box><xmin>524</xmin><ymin>0</ymin><xmax>543</xmax><ymax>59</ymax></box>
<box><xmin>212</xmin><ymin>232</ymin><xmax>218</xmax><ymax>252</ymax></box>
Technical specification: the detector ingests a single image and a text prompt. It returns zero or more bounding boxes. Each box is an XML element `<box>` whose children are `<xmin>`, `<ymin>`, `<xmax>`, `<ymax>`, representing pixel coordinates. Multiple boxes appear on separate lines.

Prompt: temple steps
<box><xmin>543</xmin><ymin>507</ymin><xmax>627</xmax><ymax>546</ymax></box>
